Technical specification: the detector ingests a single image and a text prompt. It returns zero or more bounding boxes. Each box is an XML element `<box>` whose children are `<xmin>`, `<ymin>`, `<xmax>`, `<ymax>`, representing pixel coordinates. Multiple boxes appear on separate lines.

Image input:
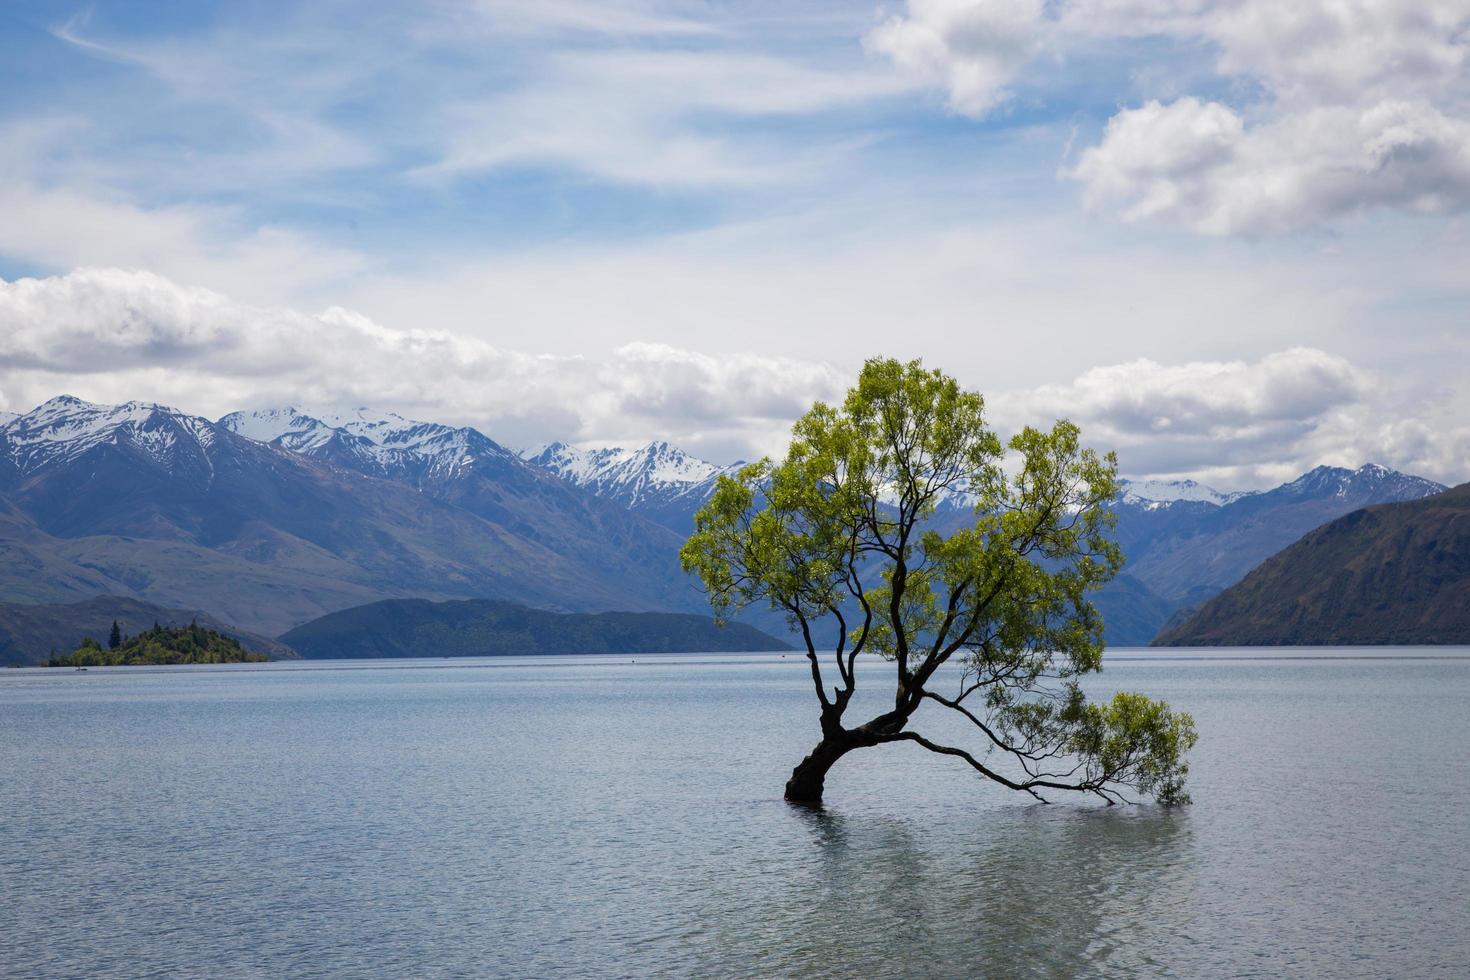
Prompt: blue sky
<box><xmin>1</xmin><ymin>0</ymin><xmax>1467</xmax><ymax>487</ymax></box>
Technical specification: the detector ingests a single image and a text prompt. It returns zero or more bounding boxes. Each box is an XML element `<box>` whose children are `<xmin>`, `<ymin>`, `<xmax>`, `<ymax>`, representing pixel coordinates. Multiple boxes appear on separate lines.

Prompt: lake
<box><xmin>3</xmin><ymin>649</ymin><xmax>1468</xmax><ymax>978</ymax></box>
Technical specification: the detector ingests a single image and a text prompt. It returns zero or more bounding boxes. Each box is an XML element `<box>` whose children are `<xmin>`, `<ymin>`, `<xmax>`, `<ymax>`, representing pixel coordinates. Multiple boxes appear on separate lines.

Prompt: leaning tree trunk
<box><xmin>784</xmin><ymin>736</ymin><xmax>857</xmax><ymax>805</ymax></box>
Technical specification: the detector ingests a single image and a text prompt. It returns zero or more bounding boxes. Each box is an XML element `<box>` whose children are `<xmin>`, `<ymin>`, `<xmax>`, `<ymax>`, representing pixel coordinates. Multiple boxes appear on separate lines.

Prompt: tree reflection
<box><xmin>694</xmin><ymin>803</ymin><xmax>1194</xmax><ymax>978</ymax></box>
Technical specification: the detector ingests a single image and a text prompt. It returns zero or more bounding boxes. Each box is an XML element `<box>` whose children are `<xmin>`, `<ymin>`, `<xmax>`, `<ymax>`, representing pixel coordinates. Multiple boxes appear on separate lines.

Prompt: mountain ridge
<box><xmin>1155</xmin><ymin>483</ymin><xmax>1470</xmax><ymax>645</ymax></box>
<box><xmin>521</xmin><ymin>440</ymin><xmax>743</xmax><ymax>532</ymax></box>
<box><xmin>0</xmin><ymin>397</ymin><xmax>705</xmax><ymax>635</ymax></box>
<box><xmin>280</xmin><ymin>598</ymin><xmax>793</xmax><ymax>658</ymax></box>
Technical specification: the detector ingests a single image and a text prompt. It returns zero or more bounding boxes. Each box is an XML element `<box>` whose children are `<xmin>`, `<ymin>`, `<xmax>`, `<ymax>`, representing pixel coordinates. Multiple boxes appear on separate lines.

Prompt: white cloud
<box><xmin>1014</xmin><ymin>347</ymin><xmax>1371</xmax><ymax>436</ymax></box>
<box><xmin>871</xmin><ymin>0</ymin><xmax>1470</xmax><ymax>233</ymax></box>
<box><xmin>994</xmin><ymin>347</ymin><xmax>1470</xmax><ymax>486</ymax></box>
<box><xmin>866</xmin><ymin>0</ymin><xmax>1045</xmax><ymax>118</ymax></box>
<box><xmin>1071</xmin><ymin>97</ymin><xmax>1470</xmax><ymax>235</ymax></box>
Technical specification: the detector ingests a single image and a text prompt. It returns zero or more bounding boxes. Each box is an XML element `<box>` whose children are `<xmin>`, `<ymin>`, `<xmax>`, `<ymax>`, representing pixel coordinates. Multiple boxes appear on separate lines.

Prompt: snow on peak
<box><xmin>522</xmin><ymin>440</ymin><xmax>738</xmax><ymax>507</ymax></box>
<box><xmin>219</xmin><ymin>406</ymin><xmax>514</xmax><ymax>478</ymax></box>
<box><xmin>1117</xmin><ymin>477</ymin><xmax>1246</xmax><ymax>509</ymax></box>
<box><xmin>1278</xmin><ymin>463</ymin><xmax>1446</xmax><ymax>501</ymax></box>
<box><xmin>1</xmin><ymin>396</ymin><xmax>220</xmax><ymax>475</ymax></box>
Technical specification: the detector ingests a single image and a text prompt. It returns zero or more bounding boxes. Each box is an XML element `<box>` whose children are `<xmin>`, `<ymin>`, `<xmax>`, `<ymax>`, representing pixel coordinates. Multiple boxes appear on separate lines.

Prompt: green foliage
<box><xmin>44</xmin><ymin>621</ymin><xmax>268</xmax><ymax>667</ymax></box>
<box><xmin>681</xmin><ymin>356</ymin><xmax>1198</xmax><ymax>805</ymax></box>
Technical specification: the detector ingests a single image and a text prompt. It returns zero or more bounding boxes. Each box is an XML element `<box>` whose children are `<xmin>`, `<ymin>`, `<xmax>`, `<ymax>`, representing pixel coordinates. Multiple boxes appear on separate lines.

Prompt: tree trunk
<box><xmin>784</xmin><ymin>736</ymin><xmax>856</xmax><ymax>805</ymax></box>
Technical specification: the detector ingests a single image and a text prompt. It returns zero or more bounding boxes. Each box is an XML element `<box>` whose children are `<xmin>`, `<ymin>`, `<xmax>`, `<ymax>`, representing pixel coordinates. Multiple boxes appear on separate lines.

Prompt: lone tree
<box><xmin>681</xmin><ymin>358</ymin><xmax>1196</xmax><ymax>807</ymax></box>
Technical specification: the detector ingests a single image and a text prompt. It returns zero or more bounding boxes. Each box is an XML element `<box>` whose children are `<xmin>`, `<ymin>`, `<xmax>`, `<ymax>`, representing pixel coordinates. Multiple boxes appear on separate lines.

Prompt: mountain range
<box><xmin>0</xmin><ymin>396</ymin><xmax>1451</xmax><ymax>649</ymax></box>
<box><xmin>0</xmin><ymin>397</ymin><xmax>697</xmax><ymax>635</ymax></box>
<box><xmin>1094</xmin><ymin>463</ymin><xmax>1446</xmax><ymax>642</ymax></box>
<box><xmin>1156</xmin><ymin>483</ymin><xmax>1470</xmax><ymax>645</ymax></box>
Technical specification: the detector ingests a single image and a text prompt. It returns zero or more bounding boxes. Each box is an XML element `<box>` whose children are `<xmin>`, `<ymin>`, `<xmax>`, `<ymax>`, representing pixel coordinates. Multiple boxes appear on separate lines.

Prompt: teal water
<box><xmin>2</xmin><ymin>650</ymin><xmax>1468</xmax><ymax>978</ymax></box>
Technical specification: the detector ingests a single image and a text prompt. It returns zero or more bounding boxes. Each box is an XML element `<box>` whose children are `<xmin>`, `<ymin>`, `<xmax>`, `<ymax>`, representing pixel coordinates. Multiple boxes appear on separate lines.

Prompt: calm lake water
<box><xmin>3</xmin><ymin>649</ymin><xmax>1468</xmax><ymax>978</ymax></box>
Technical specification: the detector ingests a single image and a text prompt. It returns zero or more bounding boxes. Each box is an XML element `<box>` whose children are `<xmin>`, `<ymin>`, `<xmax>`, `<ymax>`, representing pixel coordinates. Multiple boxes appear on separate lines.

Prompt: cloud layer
<box><xmin>0</xmin><ymin>268</ymin><xmax>846</xmax><ymax>461</ymax></box>
<box><xmin>3</xmin><ymin>268</ymin><xmax>1464</xmax><ymax>487</ymax></box>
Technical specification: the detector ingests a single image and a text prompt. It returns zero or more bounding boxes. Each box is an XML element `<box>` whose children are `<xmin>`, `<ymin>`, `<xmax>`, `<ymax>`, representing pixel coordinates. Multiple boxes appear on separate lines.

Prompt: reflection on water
<box><xmin>709</xmin><ymin>804</ymin><xmax>1194</xmax><ymax>978</ymax></box>
<box><xmin>2</xmin><ymin>652</ymin><xmax>1467</xmax><ymax>978</ymax></box>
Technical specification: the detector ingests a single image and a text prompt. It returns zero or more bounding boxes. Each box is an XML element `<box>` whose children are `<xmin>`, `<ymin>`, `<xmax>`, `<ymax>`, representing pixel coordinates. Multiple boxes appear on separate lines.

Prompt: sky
<box><xmin>0</xmin><ymin>0</ymin><xmax>1467</xmax><ymax>489</ymax></box>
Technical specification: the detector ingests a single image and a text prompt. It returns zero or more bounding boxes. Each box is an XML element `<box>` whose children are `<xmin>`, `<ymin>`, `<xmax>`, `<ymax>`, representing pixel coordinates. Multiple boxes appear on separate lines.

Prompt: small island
<box><xmin>44</xmin><ymin>621</ymin><xmax>269</xmax><ymax>667</ymax></box>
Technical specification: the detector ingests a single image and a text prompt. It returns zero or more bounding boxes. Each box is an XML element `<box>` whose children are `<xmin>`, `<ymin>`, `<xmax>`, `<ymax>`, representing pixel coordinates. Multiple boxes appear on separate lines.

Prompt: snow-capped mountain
<box><xmin>1116</xmin><ymin>477</ymin><xmax>1250</xmax><ymax>510</ymax></box>
<box><xmin>1273</xmin><ymin>463</ymin><xmax>1445</xmax><ymax>503</ymax></box>
<box><xmin>1116</xmin><ymin>464</ymin><xmax>1443</xmax><ymax>512</ymax></box>
<box><xmin>219</xmin><ymin>406</ymin><xmax>519</xmax><ymax>483</ymax></box>
<box><xmin>0</xmin><ymin>411</ymin><xmax>18</xmax><ymax>428</ymax></box>
<box><xmin>0</xmin><ymin>396</ymin><xmax>707</xmax><ymax>635</ymax></box>
<box><xmin>0</xmin><ymin>395</ymin><xmax>221</xmax><ymax>480</ymax></box>
<box><xmin>523</xmin><ymin>441</ymin><xmax>743</xmax><ymax>531</ymax></box>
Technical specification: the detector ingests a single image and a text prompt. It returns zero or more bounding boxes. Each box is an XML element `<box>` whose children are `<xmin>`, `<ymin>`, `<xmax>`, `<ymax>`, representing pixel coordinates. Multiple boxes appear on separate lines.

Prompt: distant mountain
<box><xmin>1</xmin><ymin>396</ymin><xmax>1450</xmax><ymax>651</ymax></box>
<box><xmin>0</xmin><ymin>595</ymin><xmax>294</xmax><ymax>666</ymax></box>
<box><xmin>219</xmin><ymin>406</ymin><xmax>518</xmax><ymax>484</ymax></box>
<box><xmin>1116</xmin><ymin>477</ymin><xmax>1249</xmax><ymax>509</ymax></box>
<box><xmin>1087</xmin><ymin>463</ymin><xmax>1448</xmax><ymax>645</ymax></box>
<box><xmin>1116</xmin><ymin>464</ymin><xmax>1447</xmax><ymax>603</ymax></box>
<box><xmin>517</xmin><ymin>438</ymin><xmax>1446</xmax><ymax>646</ymax></box>
<box><xmin>280</xmin><ymin>598</ymin><xmax>792</xmax><ymax>658</ymax></box>
<box><xmin>1155</xmin><ymin>483</ymin><xmax>1470</xmax><ymax>645</ymax></box>
<box><xmin>0</xmin><ymin>397</ymin><xmax>704</xmax><ymax>635</ymax></box>
<box><xmin>522</xmin><ymin>441</ymin><xmax>742</xmax><ymax>532</ymax></box>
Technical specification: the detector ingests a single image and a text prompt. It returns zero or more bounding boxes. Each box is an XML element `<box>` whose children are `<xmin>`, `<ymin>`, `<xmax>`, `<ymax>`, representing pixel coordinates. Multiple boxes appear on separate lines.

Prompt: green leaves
<box><xmin>681</xmin><ymin>355</ymin><xmax>1197</xmax><ymax>806</ymax></box>
<box><xmin>1070</xmin><ymin>693</ymin><xmax>1200</xmax><ymax>807</ymax></box>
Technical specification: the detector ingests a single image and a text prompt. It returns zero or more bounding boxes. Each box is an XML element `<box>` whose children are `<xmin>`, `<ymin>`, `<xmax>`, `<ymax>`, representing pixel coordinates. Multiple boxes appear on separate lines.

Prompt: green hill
<box><xmin>280</xmin><ymin>598</ymin><xmax>793</xmax><ymax>658</ymax></box>
<box><xmin>44</xmin><ymin>621</ymin><xmax>269</xmax><ymax>666</ymax></box>
<box><xmin>1155</xmin><ymin>483</ymin><xmax>1470</xmax><ymax>646</ymax></box>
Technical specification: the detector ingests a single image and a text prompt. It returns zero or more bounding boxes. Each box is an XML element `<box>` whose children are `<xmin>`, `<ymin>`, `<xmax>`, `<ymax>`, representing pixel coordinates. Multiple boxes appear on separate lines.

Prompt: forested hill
<box><xmin>1155</xmin><ymin>483</ymin><xmax>1470</xmax><ymax>646</ymax></box>
<box><xmin>45</xmin><ymin>622</ymin><xmax>268</xmax><ymax>666</ymax></box>
<box><xmin>280</xmin><ymin>599</ymin><xmax>794</xmax><ymax>658</ymax></box>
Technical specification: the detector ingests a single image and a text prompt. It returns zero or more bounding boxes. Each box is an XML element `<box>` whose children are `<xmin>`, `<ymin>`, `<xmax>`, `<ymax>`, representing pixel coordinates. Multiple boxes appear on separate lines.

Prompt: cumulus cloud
<box><xmin>0</xmin><ymin>268</ymin><xmax>846</xmax><ymax>462</ymax></box>
<box><xmin>992</xmin><ymin>346</ymin><xmax>1469</xmax><ymax>487</ymax></box>
<box><xmin>1014</xmin><ymin>347</ymin><xmax>1371</xmax><ymax>436</ymax></box>
<box><xmin>1071</xmin><ymin>0</ymin><xmax>1470</xmax><ymax>233</ymax></box>
<box><xmin>1071</xmin><ymin>96</ymin><xmax>1470</xmax><ymax>235</ymax></box>
<box><xmin>870</xmin><ymin>0</ymin><xmax>1470</xmax><ymax>233</ymax></box>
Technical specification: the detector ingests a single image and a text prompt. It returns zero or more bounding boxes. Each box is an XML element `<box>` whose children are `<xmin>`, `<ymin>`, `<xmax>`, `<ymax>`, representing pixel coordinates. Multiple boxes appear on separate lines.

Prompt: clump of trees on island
<box><xmin>44</xmin><ymin>620</ymin><xmax>268</xmax><ymax>667</ymax></box>
<box><xmin>681</xmin><ymin>357</ymin><xmax>1197</xmax><ymax>807</ymax></box>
